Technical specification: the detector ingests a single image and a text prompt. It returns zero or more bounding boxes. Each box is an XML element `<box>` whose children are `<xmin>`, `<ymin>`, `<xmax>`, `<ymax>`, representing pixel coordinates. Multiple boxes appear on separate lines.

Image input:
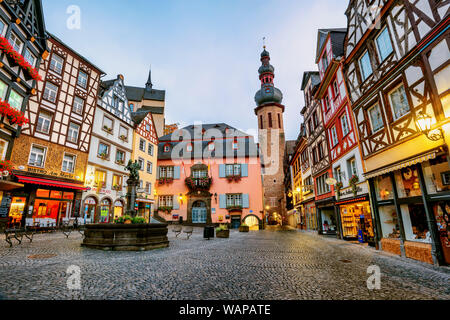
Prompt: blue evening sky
<box><xmin>42</xmin><ymin>0</ymin><xmax>348</xmax><ymax>140</ymax></box>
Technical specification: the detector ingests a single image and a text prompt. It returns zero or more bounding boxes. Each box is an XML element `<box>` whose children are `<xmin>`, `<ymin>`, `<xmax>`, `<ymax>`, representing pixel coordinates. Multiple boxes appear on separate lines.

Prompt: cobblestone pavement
<box><xmin>0</xmin><ymin>228</ymin><xmax>449</xmax><ymax>300</ymax></box>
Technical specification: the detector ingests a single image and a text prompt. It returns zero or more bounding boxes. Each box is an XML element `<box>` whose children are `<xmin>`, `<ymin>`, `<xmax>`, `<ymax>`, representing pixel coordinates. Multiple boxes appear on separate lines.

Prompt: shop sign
<box><xmin>339</xmin><ymin>186</ymin><xmax>363</xmax><ymax>198</ymax></box>
<box><xmin>0</xmin><ymin>192</ymin><xmax>11</xmax><ymax>218</ymax></box>
<box><xmin>26</xmin><ymin>167</ymin><xmax>75</xmax><ymax>180</ymax></box>
<box><xmin>91</xmin><ymin>187</ymin><xmax>112</xmax><ymax>195</ymax></box>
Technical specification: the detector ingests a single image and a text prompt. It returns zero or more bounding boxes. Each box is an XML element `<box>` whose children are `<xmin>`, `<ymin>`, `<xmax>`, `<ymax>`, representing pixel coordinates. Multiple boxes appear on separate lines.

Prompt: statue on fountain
<box><xmin>125</xmin><ymin>160</ymin><xmax>141</xmax><ymax>217</ymax></box>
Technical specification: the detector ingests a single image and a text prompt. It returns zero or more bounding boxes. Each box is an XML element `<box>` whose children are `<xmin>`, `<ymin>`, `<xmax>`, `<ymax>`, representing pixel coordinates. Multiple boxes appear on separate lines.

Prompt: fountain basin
<box><xmin>82</xmin><ymin>223</ymin><xmax>169</xmax><ymax>251</ymax></box>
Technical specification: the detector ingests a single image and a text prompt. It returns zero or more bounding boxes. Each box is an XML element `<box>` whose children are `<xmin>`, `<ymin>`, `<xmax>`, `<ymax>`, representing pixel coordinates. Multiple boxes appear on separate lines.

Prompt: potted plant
<box><xmin>119</xmin><ymin>135</ymin><xmax>127</xmax><ymax>142</ymax></box>
<box><xmin>349</xmin><ymin>175</ymin><xmax>359</xmax><ymax>196</ymax></box>
<box><xmin>123</xmin><ymin>215</ymin><xmax>133</xmax><ymax>224</ymax></box>
<box><xmin>335</xmin><ymin>181</ymin><xmax>343</xmax><ymax>201</ymax></box>
<box><xmin>99</xmin><ymin>152</ymin><xmax>108</xmax><ymax>160</ymax></box>
<box><xmin>239</xmin><ymin>223</ymin><xmax>250</xmax><ymax>233</ymax></box>
<box><xmin>227</xmin><ymin>176</ymin><xmax>234</xmax><ymax>183</ymax></box>
<box><xmin>216</xmin><ymin>224</ymin><xmax>230</xmax><ymax>238</ymax></box>
<box><xmin>112</xmin><ymin>185</ymin><xmax>121</xmax><ymax>191</ymax></box>
<box><xmin>103</xmin><ymin>126</ymin><xmax>113</xmax><ymax>134</ymax></box>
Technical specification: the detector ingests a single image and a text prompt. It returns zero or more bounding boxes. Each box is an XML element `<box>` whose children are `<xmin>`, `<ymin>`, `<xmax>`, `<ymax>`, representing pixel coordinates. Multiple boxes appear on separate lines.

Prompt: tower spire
<box><xmin>146</xmin><ymin>67</ymin><xmax>153</xmax><ymax>91</ymax></box>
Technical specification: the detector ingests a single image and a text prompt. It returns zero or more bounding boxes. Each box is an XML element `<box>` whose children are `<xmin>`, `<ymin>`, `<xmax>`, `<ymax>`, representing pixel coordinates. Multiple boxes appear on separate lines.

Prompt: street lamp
<box><xmin>416</xmin><ymin>111</ymin><xmax>444</xmax><ymax>142</ymax></box>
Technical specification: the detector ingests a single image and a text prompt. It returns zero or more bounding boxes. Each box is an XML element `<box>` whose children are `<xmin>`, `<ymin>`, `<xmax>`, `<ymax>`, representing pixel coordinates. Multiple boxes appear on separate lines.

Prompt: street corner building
<box><xmin>254</xmin><ymin>47</ymin><xmax>287</xmax><ymax>226</ymax></box>
<box><xmin>5</xmin><ymin>30</ymin><xmax>104</xmax><ymax>228</ymax></box>
<box><xmin>343</xmin><ymin>0</ymin><xmax>450</xmax><ymax>265</ymax></box>
<box><xmin>154</xmin><ymin>123</ymin><xmax>265</xmax><ymax>230</ymax></box>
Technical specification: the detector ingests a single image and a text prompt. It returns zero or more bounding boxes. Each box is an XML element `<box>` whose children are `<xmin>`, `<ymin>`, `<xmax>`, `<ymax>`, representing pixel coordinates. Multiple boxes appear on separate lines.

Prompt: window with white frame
<box><xmin>43</xmin><ymin>82</ymin><xmax>58</xmax><ymax>103</ymax></box>
<box><xmin>116</xmin><ymin>150</ymin><xmax>125</xmax><ymax>164</ymax></box>
<box><xmin>147</xmin><ymin>161</ymin><xmax>153</xmax><ymax>174</ymax></box>
<box><xmin>159</xmin><ymin>195</ymin><xmax>173</xmax><ymax>207</ymax></box>
<box><xmin>77</xmin><ymin>71</ymin><xmax>88</xmax><ymax>89</ymax></box>
<box><xmin>138</xmin><ymin>158</ymin><xmax>145</xmax><ymax>171</ymax></box>
<box><xmin>102</xmin><ymin>116</ymin><xmax>113</xmax><ymax>131</ymax></box>
<box><xmin>148</xmin><ymin>143</ymin><xmax>154</xmax><ymax>156</ymax></box>
<box><xmin>119</xmin><ymin>126</ymin><xmax>128</xmax><ymax>140</ymax></box>
<box><xmin>24</xmin><ymin>49</ymin><xmax>36</xmax><ymax>67</ymax></box>
<box><xmin>72</xmin><ymin>96</ymin><xmax>84</xmax><ymax>115</ymax></box>
<box><xmin>139</xmin><ymin>138</ymin><xmax>146</xmax><ymax>152</ymax></box>
<box><xmin>359</xmin><ymin>51</ymin><xmax>373</xmax><ymax>81</ymax></box>
<box><xmin>0</xmin><ymin>79</ymin><xmax>8</xmax><ymax>100</ymax></box>
<box><xmin>226</xmin><ymin>164</ymin><xmax>241</xmax><ymax>177</ymax></box>
<box><xmin>50</xmin><ymin>54</ymin><xmax>64</xmax><ymax>74</ymax></box>
<box><xmin>0</xmin><ymin>19</ymin><xmax>6</xmax><ymax>36</ymax></box>
<box><xmin>62</xmin><ymin>154</ymin><xmax>76</xmax><ymax>173</ymax></box>
<box><xmin>29</xmin><ymin>145</ymin><xmax>46</xmax><ymax>167</ymax></box>
<box><xmin>159</xmin><ymin>166</ymin><xmax>174</xmax><ymax>178</ymax></box>
<box><xmin>348</xmin><ymin>157</ymin><xmax>358</xmax><ymax>178</ymax></box>
<box><xmin>330</xmin><ymin>126</ymin><xmax>338</xmax><ymax>147</ymax></box>
<box><xmin>36</xmin><ymin>110</ymin><xmax>52</xmax><ymax>134</ymax></box>
<box><xmin>388</xmin><ymin>84</ymin><xmax>410</xmax><ymax>121</ymax></box>
<box><xmin>368</xmin><ymin>103</ymin><xmax>384</xmax><ymax>133</ymax></box>
<box><xmin>376</xmin><ymin>27</ymin><xmax>394</xmax><ymax>62</ymax></box>
<box><xmin>341</xmin><ymin>112</ymin><xmax>350</xmax><ymax>136</ymax></box>
<box><xmin>334</xmin><ymin>166</ymin><xmax>343</xmax><ymax>183</ymax></box>
<box><xmin>8</xmin><ymin>89</ymin><xmax>23</xmax><ymax>110</ymax></box>
<box><xmin>146</xmin><ymin>182</ymin><xmax>152</xmax><ymax>194</ymax></box>
<box><xmin>316</xmin><ymin>173</ymin><xmax>330</xmax><ymax>195</ymax></box>
<box><xmin>8</xmin><ymin>32</ymin><xmax>23</xmax><ymax>53</ymax></box>
<box><xmin>226</xmin><ymin>194</ymin><xmax>242</xmax><ymax>207</ymax></box>
<box><xmin>67</xmin><ymin>123</ymin><xmax>80</xmax><ymax>143</ymax></box>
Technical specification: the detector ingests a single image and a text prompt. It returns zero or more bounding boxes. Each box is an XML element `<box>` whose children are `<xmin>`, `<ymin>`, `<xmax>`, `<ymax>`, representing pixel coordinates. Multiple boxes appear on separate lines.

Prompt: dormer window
<box><xmin>232</xmin><ymin>139</ymin><xmax>238</xmax><ymax>150</ymax></box>
<box><xmin>208</xmin><ymin>142</ymin><xmax>215</xmax><ymax>151</ymax></box>
<box><xmin>163</xmin><ymin>144</ymin><xmax>171</xmax><ymax>153</ymax></box>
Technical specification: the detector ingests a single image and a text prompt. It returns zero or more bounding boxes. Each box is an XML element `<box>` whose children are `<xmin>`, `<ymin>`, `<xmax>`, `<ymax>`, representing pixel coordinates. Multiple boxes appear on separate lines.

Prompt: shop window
<box><xmin>50</xmin><ymin>191</ymin><xmax>63</xmax><ymax>199</ymax></box>
<box><xmin>395</xmin><ymin>167</ymin><xmax>422</xmax><ymax>198</ymax></box>
<box><xmin>340</xmin><ymin>202</ymin><xmax>374</xmax><ymax>242</ymax></box>
<box><xmin>374</xmin><ymin>175</ymin><xmax>394</xmax><ymax>201</ymax></box>
<box><xmin>422</xmin><ymin>156</ymin><xmax>450</xmax><ymax>194</ymax></box>
<box><xmin>63</xmin><ymin>193</ymin><xmax>74</xmax><ymax>200</ymax></box>
<box><xmin>378</xmin><ymin>205</ymin><xmax>400</xmax><ymax>239</ymax></box>
<box><xmin>100</xmin><ymin>199</ymin><xmax>111</xmax><ymax>223</ymax></box>
<box><xmin>8</xmin><ymin>197</ymin><xmax>26</xmax><ymax>227</ymax></box>
<box><xmin>36</xmin><ymin>189</ymin><xmax>50</xmax><ymax>198</ymax></box>
<box><xmin>400</xmin><ymin>204</ymin><xmax>431</xmax><ymax>243</ymax></box>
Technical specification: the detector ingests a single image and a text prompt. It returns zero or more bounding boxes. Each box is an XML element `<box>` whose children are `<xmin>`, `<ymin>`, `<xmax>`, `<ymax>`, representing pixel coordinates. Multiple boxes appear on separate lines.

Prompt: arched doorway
<box><xmin>243</xmin><ymin>215</ymin><xmax>261</xmax><ymax>231</ymax></box>
<box><xmin>100</xmin><ymin>198</ymin><xmax>112</xmax><ymax>223</ymax></box>
<box><xmin>192</xmin><ymin>201</ymin><xmax>207</xmax><ymax>224</ymax></box>
<box><xmin>83</xmin><ymin>197</ymin><xmax>97</xmax><ymax>224</ymax></box>
<box><xmin>114</xmin><ymin>200</ymin><xmax>124</xmax><ymax>221</ymax></box>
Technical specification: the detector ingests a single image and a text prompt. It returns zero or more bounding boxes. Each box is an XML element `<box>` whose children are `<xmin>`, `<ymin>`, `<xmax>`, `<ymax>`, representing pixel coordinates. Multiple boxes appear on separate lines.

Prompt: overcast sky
<box><xmin>42</xmin><ymin>0</ymin><xmax>348</xmax><ymax>141</ymax></box>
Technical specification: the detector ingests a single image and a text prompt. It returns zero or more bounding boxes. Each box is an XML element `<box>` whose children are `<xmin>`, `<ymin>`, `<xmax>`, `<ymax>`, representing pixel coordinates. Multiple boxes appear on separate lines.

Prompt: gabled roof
<box><xmin>315</xmin><ymin>28</ymin><xmax>347</xmax><ymax>63</ymax></box>
<box><xmin>125</xmin><ymin>86</ymin><xmax>166</xmax><ymax>102</ymax></box>
<box><xmin>301</xmin><ymin>71</ymin><xmax>320</xmax><ymax>91</ymax></box>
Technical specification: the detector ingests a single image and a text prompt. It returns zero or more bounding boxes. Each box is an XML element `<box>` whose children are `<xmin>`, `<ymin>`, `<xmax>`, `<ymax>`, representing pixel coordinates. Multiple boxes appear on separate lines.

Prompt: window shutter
<box><xmin>242</xmin><ymin>194</ymin><xmax>250</xmax><ymax>208</ymax></box>
<box><xmin>156</xmin><ymin>167</ymin><xmax>160</xmax><ymax>179</ymax></box>
<box><xmin>174</xmin><ymin>166</ymin><xmax>181</xmax><ymax>179</ymax></box>
<box><xmin>173</xmin><ymin>196</ymin><xmax>180</xmax><ymax>210</ymax></box>
<box><xmin>219</xmin><ymin>164</ymin><xmax>226</xmax><ymax>178</ymax></box>
<box><xmin>241</xmin><ymin>164</ymin><xmax>248</xmax><ymax>177</ymax></box>
<box><xmin>219</xmin><ymin>194</ymin><xmax>227</xmax><ymax>209</ymax></box>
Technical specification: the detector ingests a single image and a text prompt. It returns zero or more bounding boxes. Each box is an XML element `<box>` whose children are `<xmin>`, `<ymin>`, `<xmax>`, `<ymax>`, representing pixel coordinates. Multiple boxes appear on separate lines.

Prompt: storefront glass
<box><xmin>83</xmin><ymin>197</ymin><xmax>96</xmax><ymax>223</ymax></box>
<box><xmin>422</xmin><ymin>156</ymin><xmax>450</xmax><ymax>194</ymax></box>
<box><xmin>378</xmin><ymin>205</ymin><xmax>401</xmax><ymax>239</ymax></box>
<box><xmin>400</xmin><ymin>203</ymin><xmax>431</xmax><ymax>243</ymax></box>
<box><xmin>114</xmin><ymin>200</ymin><xmax>124</xmax><ymax>220</ymax></box>
<box><xmin>100</xmin><ymin>199</ymin><xmax>111</xmax><ymax>223</ymax></box>
<box><xmin>395</xmin><ymin>167</ymin><xmax>422</xmax><ymax>198</ymax></box>
<box><xmin>433</xmin><ymin>201</ymin><xmax>450</xmax><ymax>264</ymax></box>
<box><xmin>374</xmin><ymin>175</ymin><xmax>394</xmax><ymax>201</ymax></box>
<box><xmin>33</xmin><ymin>189</ymin><xmax>74</xmax><ymax>226</ymax></box>
<box><xmin>8</xmin><ymin>197</ymin><xmax>26</xmax><ymax>227</ymax></box>
<box><xmin>340</xmin><ymin>201</ymin><xmax>374</xmax><ymax>242</ymax></box>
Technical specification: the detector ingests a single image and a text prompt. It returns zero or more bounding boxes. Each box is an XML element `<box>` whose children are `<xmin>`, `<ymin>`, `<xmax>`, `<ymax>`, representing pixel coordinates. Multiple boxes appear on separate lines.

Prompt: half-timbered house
<box><xmin>344</xmin><ymin>0</ymin><xmax>450</xmax><ymax>265</ymax></box>
<box><xmin>301</xmin><ymin>71</ymin><xmax>336</xmax><ymax>235</ymax></box>
<box><xmin>131</xmin><ymin>109</ymin><xmax>158</xmax><ymax>222</ymax></box>
<box><xmin>82</xmin><ymin>75</ymin><xmax>133</xmax><ymax>224</ymax></box>
<box><xmin>0</xmin><ymin>0</ymin><xmax>48</xmax><ymax>225</ymax></box>
<box><xmin>315</xmin><ymin>28</ymin><xmax>375</xmax><ymax>244</ymax></box>
<box><xmin>8</xmin><ymin>33</ymin><xmax>103</xmax><ymax>228</ymax></box>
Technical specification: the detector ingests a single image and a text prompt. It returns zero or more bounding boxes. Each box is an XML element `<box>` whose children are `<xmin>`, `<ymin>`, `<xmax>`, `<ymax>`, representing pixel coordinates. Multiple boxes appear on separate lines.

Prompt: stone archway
<box><xmin>243</xmin><ymin>214</ymin><xmax>262</xmax><ymax>230</ymax></box>
<box><xmin>187</xmin><ymin>191</ymin><xmax>212</xmax><ymax>225</ymax></box>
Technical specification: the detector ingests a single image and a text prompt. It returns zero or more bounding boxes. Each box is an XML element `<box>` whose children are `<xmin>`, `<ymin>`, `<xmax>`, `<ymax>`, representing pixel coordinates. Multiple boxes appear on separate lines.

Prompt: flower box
<box><xmin>103</xmin><ymin>126</ymin><xmax>113</xmax><ymax>134</ymax></box>
<box><xmin>119</xmin><ymin>135</ymin><xmax>128</xmax><ymax>142</ymax></box>
<box><xmin>227</xmin><ymin>205</ymin><xmax>243</xmax><ymax>212</ymax></box>
<box><xmin>216</xmin><ymin>229</ymin><xmax>230</xmax><ymax>238</ymax></box>
<box><xmin>239</xmin><ymin>225</ymin><xmax>250</xmax><ymax>233</ymax></box>
<box><xmin>158</xmin><ymin>206</ymin><xmax>173</xmax><ymax>214</ymax></box>
<box><xmin>0</xmin><ymin>35</ymin><xmax>42</xmax><ymax>82</ymax></box>
<box><xmin>0</xmin><ymin>99</ymin><xmax>29</xmax><ymax>127</ymax></box>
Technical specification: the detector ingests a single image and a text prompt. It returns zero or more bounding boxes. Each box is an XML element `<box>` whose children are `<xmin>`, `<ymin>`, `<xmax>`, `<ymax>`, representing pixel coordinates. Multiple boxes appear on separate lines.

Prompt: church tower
<box><xmin>254</xmin><ymin>47</ymin><xmax>286</xmax><ymax>225</ymax></box>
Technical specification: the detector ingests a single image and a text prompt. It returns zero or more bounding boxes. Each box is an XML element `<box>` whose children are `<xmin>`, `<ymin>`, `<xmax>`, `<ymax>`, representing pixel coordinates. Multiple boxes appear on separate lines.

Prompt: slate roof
<box><xmin>301</xmin><ymin>71</ymin><xmax>320</xmax><ymax>90</ymax></box>
<box><xmin>158</xmin><ymin>123</ymin><xmax>259</xmax><ymax>160</ymax></box>
<box><xmin>315</xmin><ymin>28</ymin><xmax>347</xmax><ymax>63</ymax></box>
<box><xmin>125</xmin><ymin>86</ymin><xmax>166</xmax><ymax>102</ymax></box>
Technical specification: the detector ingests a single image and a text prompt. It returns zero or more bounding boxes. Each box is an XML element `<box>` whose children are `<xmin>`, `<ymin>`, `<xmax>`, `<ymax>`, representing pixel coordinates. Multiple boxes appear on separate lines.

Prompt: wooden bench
<box><xmin>2</xmin><ymin>220</ymin><xmax>35</xmax><ymax>247</ymax></box>
<box><xmin>173</xmin><ymin>225</ymin><xmax>182</xmax><ymax>238</ymax></box>
<box><xmin>183</xmin><ymin>226</ymin><xmax>194</xmax><ymax>240</ymax></box>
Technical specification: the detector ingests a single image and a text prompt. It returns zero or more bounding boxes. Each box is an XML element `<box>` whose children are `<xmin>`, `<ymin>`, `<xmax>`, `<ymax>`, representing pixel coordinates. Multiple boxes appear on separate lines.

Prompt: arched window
<box><xmin>268</xmin><ymin>113</ymin><xmax>273</xmax><ymax>128</ymax></box>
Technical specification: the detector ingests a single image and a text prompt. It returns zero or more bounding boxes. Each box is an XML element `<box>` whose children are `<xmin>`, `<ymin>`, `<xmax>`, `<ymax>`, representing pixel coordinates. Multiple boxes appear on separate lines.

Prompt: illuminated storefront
<box><xmin>368</xmin><ymin>151</ymin><xmax>450</xmax><ymax>265</ymax></box>
<box><xmin>337</xmin><ymin>197</ymin><xmax>374</xmax><ymax>244</ymax></box>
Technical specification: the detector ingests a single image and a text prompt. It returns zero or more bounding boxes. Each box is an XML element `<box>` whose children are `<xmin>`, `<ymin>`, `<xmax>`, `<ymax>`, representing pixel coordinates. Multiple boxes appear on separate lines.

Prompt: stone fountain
<box><xmin>82</xmin><ymin>160</ymin><xmax>169</xmax><ymax>251</ymax></box>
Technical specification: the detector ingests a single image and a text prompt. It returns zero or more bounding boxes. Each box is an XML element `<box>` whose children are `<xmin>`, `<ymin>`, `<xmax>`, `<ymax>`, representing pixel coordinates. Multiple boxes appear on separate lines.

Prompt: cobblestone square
<box><xmin>0</xmin><ymin>227</ymin><xmax>449</xmax><ymax>300</ymax></box>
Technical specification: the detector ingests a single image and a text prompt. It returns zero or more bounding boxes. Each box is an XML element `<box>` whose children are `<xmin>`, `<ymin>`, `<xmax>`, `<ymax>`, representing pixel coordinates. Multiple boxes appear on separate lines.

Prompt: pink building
<box><xmin>155</xmin><ymin>123</ymin><xmax>264</xmax><ymax>230</ymax></box>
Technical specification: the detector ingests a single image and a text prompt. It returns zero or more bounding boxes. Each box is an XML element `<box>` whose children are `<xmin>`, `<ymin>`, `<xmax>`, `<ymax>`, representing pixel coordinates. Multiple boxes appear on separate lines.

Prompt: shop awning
<box><xmin>136</xmin><ymin>198</ymin><xmax>155</xmax><ymax>204</ymax></box>
<box><xmin>364</xmin><ymin>150</ymin><xmax>438</xmax><ymax>180</ymax></box>
<box><xmin>0</xmin><ymin>180</ymin><xmax>24</xmax><ymax>191</ymax></box>
<box><xmin>15</xmin><ymin>175</ymin><xmax>89</xmax><ymax>191</ymax></box>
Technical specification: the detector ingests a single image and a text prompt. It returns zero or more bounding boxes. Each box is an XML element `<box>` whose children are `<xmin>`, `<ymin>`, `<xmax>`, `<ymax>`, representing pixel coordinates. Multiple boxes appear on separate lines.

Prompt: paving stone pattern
<box><xmin>0</xmin><ymin>228</ymin><xmax>449</xmax><ymax>300</ymax></box>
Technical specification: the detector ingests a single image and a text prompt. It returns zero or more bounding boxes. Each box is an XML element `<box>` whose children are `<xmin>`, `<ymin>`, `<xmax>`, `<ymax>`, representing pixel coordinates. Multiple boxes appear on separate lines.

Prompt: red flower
<box><xmin>0</xmin><ymin>99</ymin><xmax>29</xmax><ymax>127</ymax></box>
<box><xmin>0</xmin><ymin>35</ymin><xmax>42</xmax><ymax>82</ymax></box>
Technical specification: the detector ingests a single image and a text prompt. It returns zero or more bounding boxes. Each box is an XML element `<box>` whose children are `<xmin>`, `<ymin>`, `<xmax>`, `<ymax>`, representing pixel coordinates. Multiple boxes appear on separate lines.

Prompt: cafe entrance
<box><xmin>33</xmin><ymin>189</ymin><xmax>74</xmax><ymax>227</ymax></box>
